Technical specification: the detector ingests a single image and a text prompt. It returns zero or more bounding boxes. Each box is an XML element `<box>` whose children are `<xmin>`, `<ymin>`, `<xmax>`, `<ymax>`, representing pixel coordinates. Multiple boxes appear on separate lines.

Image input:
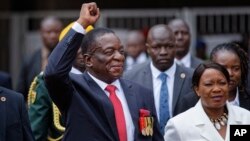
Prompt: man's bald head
<box><xmin>125</xmin><ymin>30</ymin><xmax>146</xmax><ymax>59</ymax></box>
<box><xmin>146</xmin><ymin>24</ymin><xmax>176</xmax><ymax>71</ymax></box>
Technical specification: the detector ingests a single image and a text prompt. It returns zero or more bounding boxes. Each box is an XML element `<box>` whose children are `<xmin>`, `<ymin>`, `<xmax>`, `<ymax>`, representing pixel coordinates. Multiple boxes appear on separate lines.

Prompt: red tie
<box><xmin>105</xmin><ymin>85</ymin><xmax>127</xmax><ymax>141</ymax></box>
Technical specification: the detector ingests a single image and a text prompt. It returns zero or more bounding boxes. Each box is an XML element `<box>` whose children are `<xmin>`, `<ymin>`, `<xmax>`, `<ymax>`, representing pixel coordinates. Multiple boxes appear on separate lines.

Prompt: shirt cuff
<box><xmin>72</xmin><ymin>22</ymin><xmax>86</xmax><ymax>34</ymax></box>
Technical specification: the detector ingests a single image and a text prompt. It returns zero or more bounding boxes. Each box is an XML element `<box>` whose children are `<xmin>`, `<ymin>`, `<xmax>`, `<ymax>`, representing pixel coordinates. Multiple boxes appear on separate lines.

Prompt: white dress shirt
<box><xmin>87</xmin><ymin>71</ymin><xmax>135</xmax><ymax>141</ymax></box>
<box><xmin>175</xmin><ymin>52</ymin><xmax>191</xmax><ymax>68</ymax></box>
<box><xmin>150</xmin><ymin>62</ymin><xmax>176</xmax><ymax>119</ymax></box>
<box><xmin>70</xmin><ymin>67</ymin><xmax>83</xmax><ymax>74</ymax></box>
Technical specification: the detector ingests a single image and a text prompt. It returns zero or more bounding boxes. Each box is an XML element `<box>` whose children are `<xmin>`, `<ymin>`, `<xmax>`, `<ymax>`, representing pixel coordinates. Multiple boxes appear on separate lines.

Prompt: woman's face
<box><xmin>195</xmin><ymin>68</ymin><xmax>229</xmax><ymax>110</ymax></box>
<box><xmin>212</xmin><ymin>50</ymin><xmax>241</xmax><ymax>91</ymax></box>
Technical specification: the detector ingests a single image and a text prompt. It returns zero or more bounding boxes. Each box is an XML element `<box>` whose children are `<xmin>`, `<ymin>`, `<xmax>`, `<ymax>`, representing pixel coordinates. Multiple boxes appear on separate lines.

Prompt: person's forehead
<box><xmin>95</xmin><ymin>33</ymin><xmax>122</xmax><ymax>47</ymax></box>
<box><xmin>150</xmin><ymin>31</ymin><xmax>174</xmax><ymax>42</ymax></box>
<box><xmin>96</xmin><ymin>33</ymin><xmax>119</xmax><ymax>41</ymax></box>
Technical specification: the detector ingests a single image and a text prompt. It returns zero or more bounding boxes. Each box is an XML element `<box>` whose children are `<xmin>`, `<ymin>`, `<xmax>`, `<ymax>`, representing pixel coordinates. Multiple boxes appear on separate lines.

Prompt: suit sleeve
<box><xmin>164</xmin><ymin>119</ymin><xmax>182</xmax><ymax>141</ymax></box>
<box><xmin>28</xmin><ymin>75</ymin><xmax>52</xmax><ymax>141</ymax></box>
<box><xmin>44</xmin><ymin>29</ymin><xmax>84</xmax><ymax>113</ymax></box>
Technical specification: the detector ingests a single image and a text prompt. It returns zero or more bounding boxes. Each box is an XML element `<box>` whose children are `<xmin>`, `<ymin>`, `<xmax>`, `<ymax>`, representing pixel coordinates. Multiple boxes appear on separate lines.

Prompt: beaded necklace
<box><xmin>210</xmin><ymin>113</ymin><xmax>228</xmax><ymax>130</ymax></box>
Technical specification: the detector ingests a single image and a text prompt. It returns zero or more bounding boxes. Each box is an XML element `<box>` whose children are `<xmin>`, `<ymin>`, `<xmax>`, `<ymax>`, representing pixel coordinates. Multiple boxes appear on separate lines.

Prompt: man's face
<box><xmin>40</xmin><ymin>20</ymin><xmax>62</xmax><ymax>51</ymax></box>
<box><xmin>73</xmin><ymin>48</ymin><xmax>85</xmax><ymax>72</ymax></box>
<box><xmin>169</xmin><ymin>20</ymin><xmax>190</xmax><ymax>58</ymax></box>
<box><xmin>87</xmin><ymin>33</ymin><xmax>125</xmax><ymax>83</ymax></box>
<box><xmin>147</xmin><ymin>27</ymin><xmax>176</xmax><ymax>71</ymax></box>
<box><xmin>125</xmin><ymin>32</ymin><xmax>145</xmax><ymax>59</ymax></box>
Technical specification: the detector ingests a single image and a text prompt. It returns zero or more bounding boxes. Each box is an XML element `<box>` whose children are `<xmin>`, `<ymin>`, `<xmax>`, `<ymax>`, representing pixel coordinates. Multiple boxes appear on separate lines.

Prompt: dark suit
<box><xmin>176</xmin><ymin>89</ymin><xmax>250</xmax><ymax>114</ymax></box>
<box><xmin>16</xmin><ymin>49</ymin><xmax>42</xmax><ymax>100</ymax></box>
<box><xmin>190</xmin><ymin>55</ymin><xmax>203</xmax><ymax>69</ymax></box>
<box><xmin>123</xmin><ymin>62</ymin><xmax>194</xmax><ymax>116</ymax></box>
<box><xmin>0</xmin><ymin>86</ymin><xmax>34</xmax><ymax>141</ymax></box>
<box><xmin>0</xmin><ymin>71</ymin><xmax>12</xmax><ymax>89</ymax></box>
<box><xmin>44</xmin><ymin>29</ymin><xmax>163</xmax><ymax>141</ymax></box>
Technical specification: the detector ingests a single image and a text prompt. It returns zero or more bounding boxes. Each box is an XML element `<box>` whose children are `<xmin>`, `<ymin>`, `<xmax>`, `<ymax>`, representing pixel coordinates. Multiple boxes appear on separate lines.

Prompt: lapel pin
<box><xmin>1</xmin><ymin>96</ymin><xmax>6</xmax><ymax>102</ymax></box>
<box><xmin>180</xmin><ymin>73</ymin><xmax>186</xmax><ymax>79</ymax></box>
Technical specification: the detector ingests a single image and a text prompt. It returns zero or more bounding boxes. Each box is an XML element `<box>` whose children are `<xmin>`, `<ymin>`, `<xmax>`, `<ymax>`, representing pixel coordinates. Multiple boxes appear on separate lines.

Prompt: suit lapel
<box><xmin>0</xmin><ymin>88</ymin><xmax>6</xmax><ymax>141</ymax></box>
<box><xmin>194</xmin><ymin>101</ymin><xmax>224</xmax><ymax>141</ymax></box>
<box><xmin>172</xmin><ymin>65</ymin><xmax>186</xmax><ymax>111</ymax></box>
<box><xmin>120</xmin><ymin>79</ymin><xmax>139</xmax><ymax>137</ymax></box>
<box><xmin>72</xmin><ymin>73</ymin><xmax>119</xmax><ymax>140</ymax></box>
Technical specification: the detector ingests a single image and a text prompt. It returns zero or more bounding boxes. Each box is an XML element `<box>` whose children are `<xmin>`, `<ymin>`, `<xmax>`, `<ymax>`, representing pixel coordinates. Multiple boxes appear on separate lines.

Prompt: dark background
<box><xmin>2</xmin><ymin>0</ymin><xmax>250</xmax><ymax>11</ymax></box>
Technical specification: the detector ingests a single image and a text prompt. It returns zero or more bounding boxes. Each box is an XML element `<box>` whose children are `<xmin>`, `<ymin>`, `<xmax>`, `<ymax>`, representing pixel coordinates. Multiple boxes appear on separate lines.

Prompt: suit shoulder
<box><xmin>231</xmin><ymin>105</ymin><xmax>250</xmax><ymax>115</ymax></box>
<box><xmin>176</xmin><ymin>65</ymin><xmax>194</xmax><ymax>77</ymax></box>
<box><xmin>123</xmin><ymin>62</ymin><xmax>149</xmax><ymax>78</ymax></box>
<box><xmin>0</xmin><ymin>86</ymin><xmax>23</xmax><ymax>101</ymax></box>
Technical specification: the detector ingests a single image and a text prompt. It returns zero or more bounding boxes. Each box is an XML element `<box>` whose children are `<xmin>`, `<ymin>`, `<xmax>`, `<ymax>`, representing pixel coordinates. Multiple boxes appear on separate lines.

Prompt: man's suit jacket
<box><xmin>44</xmin><ymin>29</ymin><xmax>164</xmax><ymax>141</ymax></box>
<box><xmin>190</xmin><ymin>55</ymin><xmax>203</xmax><ymax>69</ymax></box>
<box><xmin>164</xmin><ymin>100</ymin><xmax>250</xmax><ymax>141</ymax></box>
<box><xmin>0</xmin><ymin>86</ymin><xmax>34</xmax><ymax>141</ymax></box>
<box><xmin>176</xmin><ymin>89</ymin><xmax>250</xmax><ymax>114</ymax></box>
<box><xmin>16</xmin><ymin>49</ymin><xmax>42</xmax><ymax>100</ymax></box>
<box><xmin>0</xmin><ymin>71</ymin><xmax>12</xmax><ymax>89</ymax></box>
<box><xmin>123</xmin><ymin>62</ymin><xmax>194</xmax><ymax>116</ymax></box>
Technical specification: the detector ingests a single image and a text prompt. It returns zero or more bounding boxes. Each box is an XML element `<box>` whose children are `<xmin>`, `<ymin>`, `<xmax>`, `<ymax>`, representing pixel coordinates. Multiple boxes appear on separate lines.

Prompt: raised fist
<box><xmin>77</xmin><ymin>2</ymin><xmax>100</xmax><ymax>29</ymax></box>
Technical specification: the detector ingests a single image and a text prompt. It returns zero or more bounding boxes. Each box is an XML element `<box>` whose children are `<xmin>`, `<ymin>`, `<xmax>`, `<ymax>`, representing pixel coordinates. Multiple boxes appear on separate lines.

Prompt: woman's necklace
<box><xmin>210</xmin><ymin>113</ymin><xmax>228</xmax><ymax>130</ymax></box>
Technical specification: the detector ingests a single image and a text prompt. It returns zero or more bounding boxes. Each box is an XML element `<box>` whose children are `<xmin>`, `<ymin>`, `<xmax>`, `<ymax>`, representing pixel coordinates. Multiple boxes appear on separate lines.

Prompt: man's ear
<box><xmin>83</xmin><ymin>54</ymin><xmax>92</xmax><ymax>68</ymax></box>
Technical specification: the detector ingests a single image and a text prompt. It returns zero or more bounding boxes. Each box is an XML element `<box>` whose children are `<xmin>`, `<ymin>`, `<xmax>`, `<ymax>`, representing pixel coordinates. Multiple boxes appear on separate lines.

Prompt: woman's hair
<box><xmin>210</xmin><ymin>42</ymin><xmax>249</xmax><ymax>91</ymax></box>
<box><xmin>192</xmin><ymin>61</ymin><xmax>230</xmax><ymax>88</ymax></box>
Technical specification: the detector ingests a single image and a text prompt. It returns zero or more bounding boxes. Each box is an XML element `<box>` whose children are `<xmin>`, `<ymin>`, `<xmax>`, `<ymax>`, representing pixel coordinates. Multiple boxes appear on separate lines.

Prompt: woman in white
<box><xmin>164</xmin><ymin>62</ymin><xmax>250</xmax><ymax>141</ymax></box>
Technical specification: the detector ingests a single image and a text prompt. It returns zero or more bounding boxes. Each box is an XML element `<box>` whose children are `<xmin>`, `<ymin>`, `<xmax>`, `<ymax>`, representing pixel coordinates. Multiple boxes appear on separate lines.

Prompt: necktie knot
<box><xmin>105</xmin><ymin>85</ymin><xmax>116</xmax><ymax>94</ymax></box>
<box><xmin>159</xmin><ymin>73</ymin><xmax>167</xmax><ymax>82</ymax></box>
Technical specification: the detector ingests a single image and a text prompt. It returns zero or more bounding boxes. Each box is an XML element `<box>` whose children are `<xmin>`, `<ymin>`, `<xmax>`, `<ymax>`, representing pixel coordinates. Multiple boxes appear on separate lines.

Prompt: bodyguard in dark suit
<box><xmin>16</xmin><ymin>16</ymin><xmax>63</xmax><ymax>100</ymax></box>
<box><xmin>0</xmin><ymin>71</ymin><xmax>12</xmax><ymax>89</ymax></box>
<box><xmin>176</xmin><ymin>42</ymin><xmax>250</xmax><ymax>114</ymax></box>
<box><xmin>123</xmin><ymin>24</ymin><xmax>194</xmax><ymax>134</ymax></box>
<box><xmin>44</xmin><ymin>2</ymin><xmax>163</xmax><ymax>141</ymax></box>
<box><xmin>0</xmin><ymin>86</ymin><xmax>34</xmax><ymax>141</ymax></box>
<box><xmin>168</xmin><ymin>18</ymin><xmax>203</xmax><ymax>69</ymax></box>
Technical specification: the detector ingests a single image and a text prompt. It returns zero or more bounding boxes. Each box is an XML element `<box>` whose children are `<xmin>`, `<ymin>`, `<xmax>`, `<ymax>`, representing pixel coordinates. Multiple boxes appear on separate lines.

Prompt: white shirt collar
<box><xmin>150</xmin><ymin>62</ymin><xmax>176</xmax><ymax>79</ymax></box>
<box><xmin>87</xmin><ymin>72</ymin><xmax>121</xmax><ymax>93</ymax></box>
<box><xmin>70</xmin><ymin>67</ymin><xmax>83</xmax><ymax>74</ymax></box>
<box><xmin>175</xmin><ymin>52</ymin><xmax>191</xmax><ymax>68</ymax></box>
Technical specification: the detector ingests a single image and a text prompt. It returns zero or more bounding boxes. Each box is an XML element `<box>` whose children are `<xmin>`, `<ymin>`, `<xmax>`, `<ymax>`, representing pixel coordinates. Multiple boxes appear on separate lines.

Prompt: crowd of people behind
<box><xmin>1</xmin><ymin>2</ymin><xmax>250</xmax><ymax>141</ymax></box>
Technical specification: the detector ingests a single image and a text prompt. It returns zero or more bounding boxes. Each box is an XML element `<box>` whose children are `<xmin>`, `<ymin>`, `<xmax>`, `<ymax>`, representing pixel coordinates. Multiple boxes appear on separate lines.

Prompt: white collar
<box><xmin>87</xmin><ymin>72</ymin><xmax>121</xmax><ymax>92</ymax></box>
<box><xmin>175</xmin><ymin>52</ymin><xmax>191</xmax><ymax>67</ymax></box>
<box><xmin>150</xmin><ymin>62</ymin><xmax>176</xmax><ymax>79</ymax></box>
